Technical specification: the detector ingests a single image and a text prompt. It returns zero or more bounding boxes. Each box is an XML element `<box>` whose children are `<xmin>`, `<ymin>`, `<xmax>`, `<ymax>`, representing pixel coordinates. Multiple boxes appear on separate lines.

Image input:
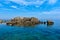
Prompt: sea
<box><xmin>0</xmin><ymin>19</ymin><xmax>60</xmax><ymax>40</ymax></box>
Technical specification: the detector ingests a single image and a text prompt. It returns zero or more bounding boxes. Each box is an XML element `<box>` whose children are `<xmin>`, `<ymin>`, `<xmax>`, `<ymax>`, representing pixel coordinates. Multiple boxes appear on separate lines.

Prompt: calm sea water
<box><xmin>0</xmin><ymin>19</ymin><xmax>60</xmax><ymax>40</ymax></box>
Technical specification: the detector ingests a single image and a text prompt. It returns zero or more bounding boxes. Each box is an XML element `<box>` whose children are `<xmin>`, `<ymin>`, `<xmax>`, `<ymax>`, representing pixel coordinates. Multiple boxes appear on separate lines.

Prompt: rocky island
<box><xmin>6</xmin><ymin>17</ymin><xmax>40</xmax><ymax>26</ymax></box>
<box><xmin>6</xmin><ymin>17</ymin><xmax>54</xmax><ymax>26</ymax></box>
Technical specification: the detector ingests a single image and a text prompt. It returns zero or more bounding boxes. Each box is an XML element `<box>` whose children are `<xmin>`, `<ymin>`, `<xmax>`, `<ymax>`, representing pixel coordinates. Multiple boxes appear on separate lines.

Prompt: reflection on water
<box><xmin>0</xmin><ymin>20</ymin><xmax>60</xmax><ymax>40</ymax></box>
<box><xmin>47</xmin><ymin>21</ymin><xmax>54</xmax><ymax>26</ymax></box>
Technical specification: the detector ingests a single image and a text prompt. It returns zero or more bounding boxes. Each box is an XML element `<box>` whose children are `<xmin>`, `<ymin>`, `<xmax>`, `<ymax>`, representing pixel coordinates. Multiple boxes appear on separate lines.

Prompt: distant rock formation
<box><xmin>0</xmin><ymin>20</ymin><xmax>3</xmax><ymax>23</ymax></box>
<box><xmin>6</xmin><ymin>17</ymin><xmax>54</xmax><ymax>26</ymax></box>
<box><xmin>47</xmin><ymin>20</ymin><xmax>54</xmax><ymax>26</ymax></box>
<box><xmin>6</xmin><ymin>17</ymin><xmax>40</xmax><ymax>26</ymax></box>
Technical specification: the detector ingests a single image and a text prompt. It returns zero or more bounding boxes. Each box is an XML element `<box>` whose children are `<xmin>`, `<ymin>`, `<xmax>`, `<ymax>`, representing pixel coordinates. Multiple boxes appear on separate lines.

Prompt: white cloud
<box><xmin>9</xmin><ymin>0</ymin><xmax>57</xmax><ymax>6</ymax></box>
<box><xmin>11</xmin><ymin>6</ymin><xmax>18</xmax><ymax>9</ymax></box>
<box><xmin>9</xmin><ymin>0</ymin><xmax>46</xmax><ymax>6</ymax></box>
<box><xmin>42</xmin><ymin>8</ymin><xmax>60</xmax><ymax>14</ymax></box>
<box><xmin>38</xmin><ymin>8</ymin><xmax>60</xmax><ymax>19</ymax></box>
<box><xmin>48</xmin><ymin>0</ymin><xmax>57</xmax><ymax>4</ymax></box>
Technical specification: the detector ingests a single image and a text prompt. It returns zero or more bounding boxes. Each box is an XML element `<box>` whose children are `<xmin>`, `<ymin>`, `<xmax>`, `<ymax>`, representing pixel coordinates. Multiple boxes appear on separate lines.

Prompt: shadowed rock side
<box><xmin>6</xmin><ymin>17</ymin><xmax>40</xmax><ymax>26</ymax></box>
<box><xmin>6</xmin><ymin>17</ymin><xmax>54</xmax><ymax>26</ymax></box>
<box><xmin>47</xmin><ymin>20</ymin><xmax>54</xmax><ymax>26</ymax></box>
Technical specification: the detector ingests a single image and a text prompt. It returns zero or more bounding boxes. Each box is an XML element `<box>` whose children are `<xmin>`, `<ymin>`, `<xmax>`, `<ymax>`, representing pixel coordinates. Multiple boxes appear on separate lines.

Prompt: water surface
<box><xmin>0</xmin><ymin>19</ymin><xmax>60</xmax><ymax>40</ymax></box>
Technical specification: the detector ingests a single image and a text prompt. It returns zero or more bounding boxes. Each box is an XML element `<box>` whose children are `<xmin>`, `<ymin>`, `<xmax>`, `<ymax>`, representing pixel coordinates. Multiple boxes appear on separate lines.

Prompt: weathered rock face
<box><xmin>6</xmin><ymin>17</ymin><xmax>40</xmax><ymax>26</ymax></box>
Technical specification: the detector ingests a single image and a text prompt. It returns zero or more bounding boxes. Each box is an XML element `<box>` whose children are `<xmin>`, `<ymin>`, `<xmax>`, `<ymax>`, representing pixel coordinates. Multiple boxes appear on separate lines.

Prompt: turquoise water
<box><xmin>0</xmin><ymin>19</ymin><xmax>60</xmax><ymax>40</ymax></box>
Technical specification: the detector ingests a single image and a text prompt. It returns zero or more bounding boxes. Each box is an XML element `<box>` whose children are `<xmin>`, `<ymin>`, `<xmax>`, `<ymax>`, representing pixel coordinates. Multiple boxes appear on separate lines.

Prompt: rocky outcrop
<box><xmin>47</xmin><ymin>20</ymin><xmax>54</xmax><ymax>26</ymax></box>
<box><xmin>6</xmin><ymin>17</ymin><xmax>54</xmax><ymax>26</ymax></box>
<box><xmin>6</xmin><ymin>17</ymin><xmax>40</xmax><ymax>26</ymax></box>
<box><xmin>0</xmin><ymin>20</ymin><xmax>3</xmax><ymax>23</ymax></box>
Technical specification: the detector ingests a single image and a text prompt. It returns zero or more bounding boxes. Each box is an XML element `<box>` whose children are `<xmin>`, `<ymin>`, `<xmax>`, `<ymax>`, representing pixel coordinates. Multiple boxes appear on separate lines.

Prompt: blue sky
<box><xmin>0</xmin><ymin>0</ymin><xmax>60</xmax><ymax>19</ymax></box>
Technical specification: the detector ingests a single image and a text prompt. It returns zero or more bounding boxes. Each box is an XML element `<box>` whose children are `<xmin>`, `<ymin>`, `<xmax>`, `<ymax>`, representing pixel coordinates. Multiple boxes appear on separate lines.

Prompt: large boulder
<box><xmin>23</xmin><ymin>21</ymin><xmax>31</xmax><ymax>26</ymax></box>
<box><xmin>11</xmin><ymin>17</ymin><xmax>22</xmax><ymax>21</ymax></box>
<box><xmin>23</xmin><ymin>17</ymin><xmax>31</xmax><ymax>22</ymax></box>
<box><xmin>31</xmin><ymin>17</ymin><xmax>40</xmax><ymax>24</ymax></box>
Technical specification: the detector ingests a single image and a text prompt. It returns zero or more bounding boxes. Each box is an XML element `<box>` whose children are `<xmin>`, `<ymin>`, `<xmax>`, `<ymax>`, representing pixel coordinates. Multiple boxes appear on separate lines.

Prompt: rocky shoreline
<box><xmin>6</xmin><ymin>17</ymin><xmax>54</xmax><ymax>26</ymax></box>
<box><xmin>0</xmin><ymin>17</ymin><xmax>54</xmax><ymax>26</ymax></box>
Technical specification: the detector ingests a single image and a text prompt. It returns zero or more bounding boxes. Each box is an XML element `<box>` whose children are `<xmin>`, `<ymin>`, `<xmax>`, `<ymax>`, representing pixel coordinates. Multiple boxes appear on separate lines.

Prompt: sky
<box><xmin>0</xmin><ymin>0</ymin><xmax>60</xmax><ymax>20</ymax></box>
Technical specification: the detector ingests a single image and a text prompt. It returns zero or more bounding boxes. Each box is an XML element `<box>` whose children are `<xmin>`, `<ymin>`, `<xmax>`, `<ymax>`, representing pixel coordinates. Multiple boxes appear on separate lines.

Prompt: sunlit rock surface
<box><xmin>0</xmin><ymin>20</ymin><xmax>3</xmax><ymax>24</ymax></box>
<box><xmin>6</xmin><ymin>17</ymin><xmax>40</xmax><ymax>26</ymax></box>
<box><xmin>6</xmin><ymin>17</ymin><xmax>54</xmax><ymax>26</ymax></box>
